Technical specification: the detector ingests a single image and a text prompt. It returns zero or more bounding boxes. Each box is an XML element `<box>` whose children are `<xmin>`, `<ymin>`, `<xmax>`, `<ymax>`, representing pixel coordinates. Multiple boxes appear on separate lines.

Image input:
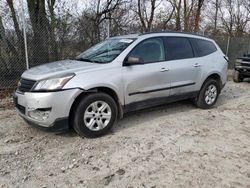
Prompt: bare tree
<box><xmin>78</xmin><ymin>0</ymin><xmax>121</xmax><ymax>45</ymax></box>
<box><xmin>109</xmin><ymin>2</ymin><xmax>136</xmax><ymax>35</ymax></box>
<box><xmin>220</xmin><ymin>0</ymin><xmax>250</xmax><ymax>36</ymax></box>
<box><xmin>0</xmin><ymin>15</ymin><xmax>12</xmax><ymax>72</ymax></box>
<box><xmin>137</xmin><ymin>0</ymin><xmax>157</xmax><ymax>32</ymax></box>
<box><xmin>27</xmin><ymin>0</ymin><xmax>50</xmax><ymax>65</ymax></box>
<box><xmin>47</xmin><ymin>0</ymin><xmax>59</xmax><ymax>61</ymax></box>
<box><xmin>202</xmin><ymin>0</ymin><xmax>223</xmax><ymax>35</ymax></box>
<box><xmin>183</xmin><ymin>0</ymin><xmax>195</xmax><ymax>31</ymax></box>
<box><xmin>220</xmin><ymin>0</ymin><xmax>234</xmax><ymax>36</ymax></box>
<box><xmin>146</xmin><ymin>0</ymin><xmax>175</xmax><ymax>31</ymax></box>
<box><xmin>194</xmin><ymin>0</ymin><xmax>204</xmax><ymax>32</ymax></box>
<box><xmin>170</xmin><ymin>0</ymin><xmax>182</xmax><ymax>31</ymax></box>
<box><xmin>6</xmin><ymin>0</ymin><xmax>23</xmax><ymax>43</ymax></box>
<box><xmin>213</xmin><ymin>0</ymin><xmax>220</xmax><ymax>34</ymax></box>
<box><xmin>6</xmin><ymin>0</ymin><xmax>26</xmax><ymax>69</ymax></box>
<box><xmin>234</xmin><ymin>0</ymin><xmax>250</xmax><ymax>37</ymax></box>
<box><xmin>56</xmin><ymin>10</ymin><xmax>77</xmax><ymax>58</ymax></box>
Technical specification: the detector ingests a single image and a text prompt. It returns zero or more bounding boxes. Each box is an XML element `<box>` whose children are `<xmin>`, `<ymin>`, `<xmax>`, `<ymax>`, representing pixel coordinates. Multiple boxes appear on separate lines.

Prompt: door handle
<box><xmin>160</xmin><ymin>67</ymin><xmax>169</xmax><ymax>72</ymax></box>
<box><xmin>193</xmin><ymin>63</ymin><xmax>201</xmax><ymax>67</ymax></box>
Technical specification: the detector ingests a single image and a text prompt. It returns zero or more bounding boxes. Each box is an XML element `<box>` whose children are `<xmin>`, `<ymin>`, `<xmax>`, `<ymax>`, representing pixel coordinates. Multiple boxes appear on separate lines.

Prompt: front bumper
<box><xmin>13</xmin><ymin>89</ymin><xmax>82</xmax><ymax>132</ymax></box>
<box><xmin>235</xmin><ymin>65</ymin><xmax>250</xmax><ymax>76</ymax></box>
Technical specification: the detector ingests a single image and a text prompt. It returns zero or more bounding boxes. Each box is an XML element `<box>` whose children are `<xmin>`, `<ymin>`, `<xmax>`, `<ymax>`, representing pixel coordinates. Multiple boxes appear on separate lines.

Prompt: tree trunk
<box><xmin>138</xmin><ymin>0</ymin><xmax>147</xmax><ymax>32</ymax></box>
<box><xmin>183</xmin><ymin>0</ymin><xmax>188</xmax><ymax>31</ymax></box>
<box><xmin>213</xmin><ymin>0</ymin><xmax>219</xmax><ymax>34</ymax></box>
<box><xmin>194</xmin><ymin>0</ymin><xmax>204</xmax><ymax>33</ymax></box>
<box><xmin>0</xmin><ymin>16</ymin><xmax>12</xmax><ymax>73</ymax></box>
<box><xmin>27</xmin><ymin>0</ymin><xmax>49</xmax><ymax>66</ymax></box>
<box><xmin>6</xmin><ymin>0</ymin><xmax>26</xmax><ymax>70</ymax></box>
<box><xmin>48</xmin><ymin>0</ymin><xmax>59</xmax><ymax>61</ymax></box>
<box><xmin>147</xmin><ymin>0</ymin><xmax>156</xmax><ymax>31</ymax></box>
<box><xmin>175</xmin><ymin>0</ymin><xmax>182</xmax><ymax>31</ymax></box>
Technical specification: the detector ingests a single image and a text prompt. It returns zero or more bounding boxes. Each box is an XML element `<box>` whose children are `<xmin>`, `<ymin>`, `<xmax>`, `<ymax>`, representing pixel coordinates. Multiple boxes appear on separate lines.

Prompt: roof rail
<box><xmin>139</xmin><ymin>31</ymin><xmax>209</xmax><ymax>38</ymax></box>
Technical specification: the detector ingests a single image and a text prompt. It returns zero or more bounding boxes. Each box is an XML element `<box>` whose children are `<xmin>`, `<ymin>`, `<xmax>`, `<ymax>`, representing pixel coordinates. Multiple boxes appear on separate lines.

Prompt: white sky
<box><xmin>0</xmin><ymin>0</ymin><xmax>239</xmax><ymax>32</ymax></box>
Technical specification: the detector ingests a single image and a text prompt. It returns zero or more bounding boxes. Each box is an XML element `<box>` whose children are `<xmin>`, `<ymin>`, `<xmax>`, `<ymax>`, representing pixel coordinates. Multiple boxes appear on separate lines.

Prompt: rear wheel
<box><xmin>233</xmin><ymin>70</ymin><xmax>243</xmax><ymax>82</ymax></box>
<box><xmin>194</xmin><ymin>78</ymin><xmax>220</xmax><ymax>109</ymax></box>
<box><xmin>72</xmin><ymin>92</ymin><xmax>117</xmax><ymax>138</ymax></box>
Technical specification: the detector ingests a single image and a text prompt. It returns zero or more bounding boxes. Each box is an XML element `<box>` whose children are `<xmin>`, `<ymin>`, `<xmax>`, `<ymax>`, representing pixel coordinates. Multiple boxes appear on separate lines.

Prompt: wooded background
<box><xmin>1</xmin><ymin>0</ymin><xmax>250</xmax><ymax>89</ymax></box>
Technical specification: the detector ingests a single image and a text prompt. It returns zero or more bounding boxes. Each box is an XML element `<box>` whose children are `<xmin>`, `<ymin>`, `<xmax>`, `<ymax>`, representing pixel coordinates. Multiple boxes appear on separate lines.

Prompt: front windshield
<box><xmin>76</xmin><ymin>38</ymin><xmax>135</xmax><ymax>63</ymax></box>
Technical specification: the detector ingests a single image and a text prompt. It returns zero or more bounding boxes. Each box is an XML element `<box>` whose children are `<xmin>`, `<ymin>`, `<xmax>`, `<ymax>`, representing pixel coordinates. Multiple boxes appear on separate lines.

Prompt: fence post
<box><xmin>21</xmin><ymin>0</ymin><xmax>29</xmax><ymax>70</ymax></box>
<box><xmin>107</xmin><ymin>18</ymin><xmax>110</xmax><ymax>38</ymax></box>
<box><xmin>248</xmin><ymin>42</ymin><xmax>250</xmax><ymax>54</ymax></box>
<box><xmin>226</xmin><ymin>36</ymin><xmax>230</xmax><ymax>57</ymax></box>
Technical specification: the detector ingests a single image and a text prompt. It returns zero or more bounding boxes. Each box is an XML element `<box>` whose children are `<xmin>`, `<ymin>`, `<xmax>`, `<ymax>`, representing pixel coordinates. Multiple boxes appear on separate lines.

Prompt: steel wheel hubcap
<box><xmin>84</xmin><ymin>101</ymin><xmax>112</xmax><ymax>131</ymax></box>
<box><xmin>204</xmin><ymin>84</ymin><xmax>217</xmax><ymax>105</ymax></box>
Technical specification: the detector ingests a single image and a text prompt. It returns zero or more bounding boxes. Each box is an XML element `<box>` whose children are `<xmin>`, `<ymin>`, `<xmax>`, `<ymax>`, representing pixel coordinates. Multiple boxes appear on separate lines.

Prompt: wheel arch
<box><xmin>68</xmin><ymin>87</ymin><xmax>123</xmax><ymax>129</ymax></box>
<box><xmin>201</xmin><ymin>73</ymin><xmax>223</xmax><ymax>92</ymax></box>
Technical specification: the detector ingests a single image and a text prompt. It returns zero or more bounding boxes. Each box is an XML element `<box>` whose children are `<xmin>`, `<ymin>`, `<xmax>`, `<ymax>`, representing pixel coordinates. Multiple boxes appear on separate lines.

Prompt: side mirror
<box><xmin>124</xmin><ymin>56</ymin><xmax>144</xmax><ymax>66</ymax></box>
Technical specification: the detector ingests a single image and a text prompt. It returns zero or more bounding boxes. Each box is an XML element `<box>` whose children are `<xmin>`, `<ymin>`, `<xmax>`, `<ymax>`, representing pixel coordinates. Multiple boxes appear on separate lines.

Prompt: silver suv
<box><xmin>13</xmin><ymin>32</ymin><xmax>228</xmax><ymax>137</ymax></box>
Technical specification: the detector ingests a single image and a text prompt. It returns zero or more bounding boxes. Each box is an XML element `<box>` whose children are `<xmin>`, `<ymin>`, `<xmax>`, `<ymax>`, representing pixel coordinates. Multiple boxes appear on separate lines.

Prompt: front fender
<box><xmin>63</xmin><ymin>67</ymin><xmax>124</xmax><ymax>105</ymax></box>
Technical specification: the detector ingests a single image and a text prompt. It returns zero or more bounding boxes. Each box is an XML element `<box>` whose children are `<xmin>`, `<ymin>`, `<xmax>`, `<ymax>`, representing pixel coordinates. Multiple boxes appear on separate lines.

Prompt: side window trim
<box><xmin>188</xmin><ymin>38</ymin><xmax>200</xmax><ymax>57</ymax></box>
<box><xmin>187</xmin><ymin>38</ymin><xmax>196</xmax><ymax>58</ymax></box>
<box><xmin>124</xmin><ymin>37</ymin><xmax>166</xmax><ymax>65</ymax></box>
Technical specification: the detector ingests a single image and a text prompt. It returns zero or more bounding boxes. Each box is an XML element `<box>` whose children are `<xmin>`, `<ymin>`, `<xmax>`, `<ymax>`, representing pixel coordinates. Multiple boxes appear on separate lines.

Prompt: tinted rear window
<box><xmin>190</xmin><ymin>38</ymin><xmax>217</xmax><ymax>57</ymax></box>
<box><xmin>164</xmin><ymin>37</ymin><xmax>194</xmax><ymax>60</ymax></box>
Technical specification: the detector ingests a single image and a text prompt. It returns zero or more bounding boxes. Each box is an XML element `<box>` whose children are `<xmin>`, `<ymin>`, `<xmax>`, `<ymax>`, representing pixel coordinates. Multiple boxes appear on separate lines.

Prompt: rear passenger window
<box><xmin>190</xmin><ymin>38</ymin><xmax>217</xmax><ymax>57</ymax></box>
<box><xmin>164</xmin><ymin>37</ymin><xmax>194</xmax><ymax>60</ymax></box>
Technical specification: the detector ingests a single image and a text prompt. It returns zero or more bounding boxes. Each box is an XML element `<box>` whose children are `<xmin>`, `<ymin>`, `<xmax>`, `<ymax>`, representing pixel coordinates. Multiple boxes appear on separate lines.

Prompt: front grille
<box><xmin>16</xmin><ymin>104</ymin><xmax>25</xmax><ymax>114</ymax></box>
<box><xmin>18</xmin><ymin>78</ymin><xmax>36</xmax><ymax>92</ymax></box>
<box><xmin>241</xmin><ymin>62</ymin><xmax>250</xmax><ymax>67</ymax></box>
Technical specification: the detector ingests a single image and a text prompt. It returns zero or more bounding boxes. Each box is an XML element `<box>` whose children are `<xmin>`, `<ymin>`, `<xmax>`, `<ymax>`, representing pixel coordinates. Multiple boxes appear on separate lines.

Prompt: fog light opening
<box><xmin>28</xmin><ymin>108</ymin><xmax>51</xmax><ymax>121</ymax></box>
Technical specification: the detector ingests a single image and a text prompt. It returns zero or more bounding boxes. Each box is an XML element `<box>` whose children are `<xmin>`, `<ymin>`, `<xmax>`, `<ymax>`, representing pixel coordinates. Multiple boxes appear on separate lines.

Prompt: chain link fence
<box><xmin>1</xmin><ymin>8</ymin><xmax>250</xmax><ymax>91</ymax></box>
<box><xmin>210</xmin><ymin>35</ymin><xmax>250</xmax><ymax>68</ymax></box>
<box><xmin>0</xmin><ymin>10</ymin><xmax>81</xmax><ymax>90</ymax></box>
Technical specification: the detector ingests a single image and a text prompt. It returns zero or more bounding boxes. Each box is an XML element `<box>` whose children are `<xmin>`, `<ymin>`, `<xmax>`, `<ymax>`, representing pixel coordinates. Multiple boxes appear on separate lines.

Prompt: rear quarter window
<box><xmin>190</xmin><ymin>38</ymin><xmax>217</xmax><ymax>57</ymax></box>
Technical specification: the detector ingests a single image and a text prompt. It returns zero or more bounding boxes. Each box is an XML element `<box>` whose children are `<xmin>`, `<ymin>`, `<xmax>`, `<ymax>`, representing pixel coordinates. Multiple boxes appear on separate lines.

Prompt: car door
<box><xmin>163</xmin><ymin>37</ymin><xmax>202</xmax><ymax>96</ymax></box>
<box><xmin>122</xmin><ymin>37</ymin><xmax>171</xmax><ymax>105</ymax></box>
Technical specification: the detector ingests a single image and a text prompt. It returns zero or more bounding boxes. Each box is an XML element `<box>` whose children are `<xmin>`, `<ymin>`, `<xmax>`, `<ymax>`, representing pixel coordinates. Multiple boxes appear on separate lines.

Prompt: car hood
<box><xmin>22</xmin><ymin>60</ymin><xmax>103</xmax><ymax>81</ymax></box>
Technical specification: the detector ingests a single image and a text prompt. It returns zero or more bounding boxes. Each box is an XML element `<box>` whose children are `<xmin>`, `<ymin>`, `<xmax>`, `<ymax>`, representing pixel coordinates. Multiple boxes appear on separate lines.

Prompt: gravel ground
<box><xmin>0</xmin><ymin>80</ymin><xmax>250</xmax><ymax>188</ymax></box>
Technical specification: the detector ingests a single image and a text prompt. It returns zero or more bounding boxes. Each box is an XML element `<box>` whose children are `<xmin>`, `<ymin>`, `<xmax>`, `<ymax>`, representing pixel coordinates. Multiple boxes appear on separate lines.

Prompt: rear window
<box><xmin>164</xmin><ymin>37</ymin><xmax>194</xmax><ymax>61</ymax></box>
<box><xmin>190</xmin><ymin>38</ymin><xmax>217</xmax><ymax>57</ymax></box>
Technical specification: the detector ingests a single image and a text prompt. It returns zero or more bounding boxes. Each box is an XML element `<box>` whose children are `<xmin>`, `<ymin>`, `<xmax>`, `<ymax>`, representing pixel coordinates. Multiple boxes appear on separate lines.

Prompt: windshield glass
<box><xmin>76</xmin><ymin>38</ymin><xmax>135</xmax><ymax>63</ymax></box>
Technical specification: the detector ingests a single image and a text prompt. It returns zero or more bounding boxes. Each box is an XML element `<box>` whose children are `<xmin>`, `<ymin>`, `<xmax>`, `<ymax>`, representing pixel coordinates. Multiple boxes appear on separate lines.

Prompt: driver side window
<box><xmin>129</xmin><ymin>37</ymin><xmax>165</xmax><ymax>64</ymax></box>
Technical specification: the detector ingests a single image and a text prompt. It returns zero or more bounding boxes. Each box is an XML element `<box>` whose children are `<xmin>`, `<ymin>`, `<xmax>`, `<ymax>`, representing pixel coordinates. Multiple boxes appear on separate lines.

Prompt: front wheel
<box><xmin>72</xmin><ymin>92</ymin><xmax>118</xmax><ymax>138</ymax></box>
<box><xmin>194</xmin><ymin>79</ymin><xmax>220</xmax><ymax>109</ymax></box>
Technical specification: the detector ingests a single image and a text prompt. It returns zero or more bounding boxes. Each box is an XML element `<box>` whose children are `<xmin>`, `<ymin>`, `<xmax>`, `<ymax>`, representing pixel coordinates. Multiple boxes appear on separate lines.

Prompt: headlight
<box><xmin>33</xmin><ymin>74</ymin><xmax>75</xmax><ymax>91</ymax></box>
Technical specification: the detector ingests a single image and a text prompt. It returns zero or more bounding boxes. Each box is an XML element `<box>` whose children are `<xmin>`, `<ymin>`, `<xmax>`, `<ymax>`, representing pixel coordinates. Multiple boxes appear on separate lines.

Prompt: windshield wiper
<box><xmin>76</xmin><ymin>58</ymin><xmax>94</xmax><ymax>62</ymax></box>
<box><xmin>76</xmin><ymin>58</ymin><xmax>104</xmax><ymax>64</ymax></box>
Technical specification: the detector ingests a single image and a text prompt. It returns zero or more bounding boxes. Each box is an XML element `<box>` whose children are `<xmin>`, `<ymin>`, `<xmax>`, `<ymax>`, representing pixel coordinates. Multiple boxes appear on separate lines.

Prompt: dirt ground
<box><xmin>0</xmin><ymin>79</ymin><xmax>250</xmax><ymax>188</ymax></box>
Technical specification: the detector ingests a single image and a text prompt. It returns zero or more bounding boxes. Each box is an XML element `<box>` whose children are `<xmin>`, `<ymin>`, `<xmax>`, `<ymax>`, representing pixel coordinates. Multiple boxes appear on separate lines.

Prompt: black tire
<box><xmin>72</xmin><ymin>92</ymin><xmax>118</xmax><ymax>138</ymax></box>
<box><xmin>233</xmin><ymin>70</ymin><xmax>243</xmax><ymax>83</ymax></box>
<box><xmin>194</xmin><ymin>78</ymin><xmax>220</xmax><ymax>109</ymax></box>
